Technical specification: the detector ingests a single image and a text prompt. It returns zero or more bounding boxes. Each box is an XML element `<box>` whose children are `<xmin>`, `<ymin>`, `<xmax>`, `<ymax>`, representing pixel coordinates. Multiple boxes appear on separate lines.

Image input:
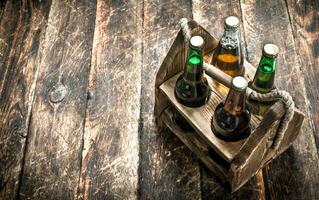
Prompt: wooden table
<box><xmin>0</xmin><ymin>0</ymin><xmax>318</xmax><ymax>199</ymax></box>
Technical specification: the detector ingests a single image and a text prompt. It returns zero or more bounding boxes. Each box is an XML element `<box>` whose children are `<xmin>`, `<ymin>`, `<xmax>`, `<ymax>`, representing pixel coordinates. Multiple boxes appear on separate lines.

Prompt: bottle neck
<box><xmin>220</xmin><ymin>28</ymin><xmax>241</xmax><ymax>50</ymax></box>
<box><xmin>183</xmin><ymin>46</ymin><xmax>203</xmax><ymax>81</ymax></box>
<box><xmin>224</xmin><ymin>88</ymin><xmax>246</xmax><ymax>115</ymax></box>
<box><xmin>223</xmin><ymin>28</ymin><xmax>239</xmax><ymax>37</ymax></box>
<box><xmin>251</xmin><ymin>55</ymin><xmax>276</xmax><ymax>93</ymax></box>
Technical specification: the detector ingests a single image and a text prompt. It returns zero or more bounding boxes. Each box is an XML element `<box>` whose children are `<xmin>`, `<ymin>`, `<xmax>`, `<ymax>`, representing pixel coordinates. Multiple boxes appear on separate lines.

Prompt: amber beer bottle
<box><xmin>212</xmin><ymin>76</ymin><xmax>251</xmax><ymax>141</ymax></box>
<box><xmin>211</xmin><ymin>16</ymin><xmax>243</xmax><ymax>78</ymax></box>
<box><xmin>249</xmin><ymin>44</ymin><xmax>279</xmax><ymax>115</ymax></box>
<box><xmin>173</xmin><ymin>36</ymin><xmax>210</xmax><ymax>130</ymax></box>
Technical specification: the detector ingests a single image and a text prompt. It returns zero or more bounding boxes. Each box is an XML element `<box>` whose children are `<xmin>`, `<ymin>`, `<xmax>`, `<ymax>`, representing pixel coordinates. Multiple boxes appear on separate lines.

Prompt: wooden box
<box><xmin>154</xmin><ymin>21</ymin><xmax>305</xmax><ymax>192</ymax></box>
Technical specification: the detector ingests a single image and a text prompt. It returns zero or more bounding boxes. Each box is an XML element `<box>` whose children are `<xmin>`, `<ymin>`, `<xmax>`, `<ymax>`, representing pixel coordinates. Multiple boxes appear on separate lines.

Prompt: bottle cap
<box><xmin>190</xmin><ymin>36</ymin><xmax>204</xmax><ymax>49</ymax></box>
<box><xmin>225</xmin><ymin>16</ymin><xmax>240</xmax><ymax>29</ymax></box>
<box><xmin>232</xmin><ymin>76</ymin><xmax>248</xmax><ymax>92</ymax></box>
<box><xmin>263</xmin><ymin>44</ymin><xmax>279</xmax><ymax>58</ymax></box>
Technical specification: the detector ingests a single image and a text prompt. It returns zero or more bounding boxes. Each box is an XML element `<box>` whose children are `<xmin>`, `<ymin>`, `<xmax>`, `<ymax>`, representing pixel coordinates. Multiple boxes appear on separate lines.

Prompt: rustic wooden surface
<box><xmin>0</xmin><ymin>0</ymin><xmax>318</xmax><ymax>199</ymax></box>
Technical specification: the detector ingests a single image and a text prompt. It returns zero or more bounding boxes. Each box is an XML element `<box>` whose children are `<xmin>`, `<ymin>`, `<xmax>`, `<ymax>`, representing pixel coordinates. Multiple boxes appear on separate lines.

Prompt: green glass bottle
<box><xmin>174</xmin><ymin>35</ymin><xmax>210</xmax><ymax>107</ymax></box>
<box><xmin>251</xmin><ymin>44</ymin><xmax>279</xmax><ymax>93</ymax></box>
<box><xmin>212</xmin><ymin>76</ymin><xmax>251</xmax><ymax>141</ymax></box>
<box><xmin>249</xmin><ymin>44</ymin><xmax>279</xmax><ymax>115</ymax></box>
<box><xmin>173</xmin><ymin>36</ymin><xmax>210</xmax><ymax>130</ymax></box>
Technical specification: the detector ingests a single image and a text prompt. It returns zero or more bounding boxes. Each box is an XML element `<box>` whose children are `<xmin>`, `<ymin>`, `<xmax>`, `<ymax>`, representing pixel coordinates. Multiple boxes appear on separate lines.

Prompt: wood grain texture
<box><xmin>201</xmin><ymin>167</ymin><xmax>265</xmax><ymax>200</ymax></box>
<box><xmin>0</xmin><ymin>0</ymin><xmax>7</xmax><ymax>22</ymax></box>
<box><xmin>240</xmin><ymin>0</ymin><xmax>319</xmax><ymax>199</ymax></box>
<box><xmin>162</xmin><ymin>108</ymin><xmax>228</xmax><ymax>180</ymax></box>
<box><xmin>286</xmin><ymin>0</ymin><xmax>319</xmax><ymax>151</ymax></box>
<box><xmin>0</xmin><ymin>0</ymin><xmax>51</xmax><ymax>199</ymax></box>
<box><xmin>78</xmin><ymin>1</ymin><xmax>142</xmax><ymax>199</ymax></box>
<box><xmin>192</xmin><ymin>0</ymin><xmax>265</xmax><ymax>199</ymax></box>
<box><xmin>0</xmin><ymin>0</ymin><xmax>20</xmax><ymax>93</ymax></box>
<box><xmin>18</xmin><ymin>0</ymin><xmax>96</xmax><ymax>199</ymax></box>
<box><xmin>139</xmin><ymin>0</ymin><xmax>202</xmax><ymax>199</ymax></box>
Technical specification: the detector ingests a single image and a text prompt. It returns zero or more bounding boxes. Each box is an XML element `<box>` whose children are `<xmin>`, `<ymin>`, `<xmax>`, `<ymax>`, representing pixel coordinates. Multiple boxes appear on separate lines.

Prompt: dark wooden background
<box><xmin>0</xmin><ymin>0</ymin><xmax>318</xmax><ymax>199</ymax></box>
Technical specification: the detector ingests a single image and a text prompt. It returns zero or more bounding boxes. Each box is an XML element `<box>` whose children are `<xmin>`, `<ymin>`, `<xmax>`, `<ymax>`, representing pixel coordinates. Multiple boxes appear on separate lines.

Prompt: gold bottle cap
<box><xmin>190</xmin><ymin>36</ymin><xmax>204</xmax><ymax>49</ymax></box>
<box><xmin>232</xmin><ymin>76</ymin><xmax>248</xmax><ymax>92</ymax></box>
<box><xmin>225</xmin><ymin>16</ymin><xmax>240</xmax><ymax>29</ymax></box>
<box><xmin>263</xmin><ymin>44</ymin><xmax>279</xmax><ymax>58</ymax></box>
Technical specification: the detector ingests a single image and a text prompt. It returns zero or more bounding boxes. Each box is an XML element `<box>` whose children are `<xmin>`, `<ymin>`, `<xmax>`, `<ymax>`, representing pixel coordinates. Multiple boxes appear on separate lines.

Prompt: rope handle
<box><xmin>249</xmin><ymin>90</ymin><xmax>294</xmax><ymax>149</ymax></box>
<box><xmin>179</xmin><ymin>18</ymin><xmax>295</xmax><ymax>150</ymax></box>
<box><xmin>180</xmin><ymin>18</ymin><xmax>191</xmax><ymax>42</ymax></box>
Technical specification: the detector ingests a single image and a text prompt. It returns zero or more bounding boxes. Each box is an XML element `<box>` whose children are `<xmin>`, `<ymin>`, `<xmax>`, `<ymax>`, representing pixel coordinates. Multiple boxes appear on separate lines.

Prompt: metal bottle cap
<box><xmin>232</xmin><ymin>76</ymin><xmax>248</xmax><ymax>92</ymax></box>
<box><xmin>263</xmin><ymin>44</ymin><xmax>279</xmax><ymax>58</ymax></box>
<box><xmin>225</xmin><ymin>16</ymin><xmax>240</xmax><ymax>29</ymax></box>
<box><xmin>190</xmin><ymin>36</ymin><xmax>204</xmax><ymax>49</ymax></box>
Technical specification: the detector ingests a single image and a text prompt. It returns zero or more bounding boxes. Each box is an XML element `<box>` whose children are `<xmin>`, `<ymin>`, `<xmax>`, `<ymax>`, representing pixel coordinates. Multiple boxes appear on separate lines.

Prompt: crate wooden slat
<box><xmin>161</xmin><ymin>107</ymin><xmax>228</xmax><ymax>180</ymax></box>
<box><xmin>154</xmin><ymin>20</ymin><xmax>305</xmax><ymax>192</ymax></box>
<box><xmin>160</xmin><ymin>73</ymin><xmax>261</xmax><ymax>162</ymax></box>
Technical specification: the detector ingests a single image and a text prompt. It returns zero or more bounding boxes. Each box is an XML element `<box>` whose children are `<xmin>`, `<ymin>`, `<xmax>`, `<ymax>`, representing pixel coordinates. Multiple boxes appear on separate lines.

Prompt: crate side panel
<box><xmin>160</xmin><ymin>73</ymin><xmax>260</xmax><ymax>162</ymax></box>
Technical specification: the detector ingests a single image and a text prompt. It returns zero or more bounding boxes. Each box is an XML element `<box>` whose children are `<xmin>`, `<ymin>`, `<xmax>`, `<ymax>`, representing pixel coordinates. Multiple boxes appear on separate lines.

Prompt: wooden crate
<box><xmin>154</xmin><ymin>20</ymin><xmax>305</xmax><ymax>192</ymax></box>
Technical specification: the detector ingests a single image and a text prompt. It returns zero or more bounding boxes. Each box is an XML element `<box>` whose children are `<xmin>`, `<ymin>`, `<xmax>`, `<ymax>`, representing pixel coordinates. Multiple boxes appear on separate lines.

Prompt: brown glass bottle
<box><xmin>211</xmin><ymin>76</ymin><xmax>251</xmax><ymax>141</ymax></box>
<box><xmin>211</xmin><ymin>16</ymin><xmax>243</xmax><ymax>93</ymax></box>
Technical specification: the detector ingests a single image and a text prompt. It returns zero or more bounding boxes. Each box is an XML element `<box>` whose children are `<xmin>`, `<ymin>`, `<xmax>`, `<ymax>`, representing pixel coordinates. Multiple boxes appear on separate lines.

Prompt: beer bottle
<box><xmin>251</xmin><ymin>44</ymin><xmax>279</xmax><ymax>92</ymax></box>
<box><xmin>212</xmin><ymin>76</ymin><xmax>251</xmax><ymax>141</ymax></box>
<box><xmin>173</xmin><ymin>36</ymin><xmax>210</xmax><ymax>130</ymax></box>
<box><xmin>249</xmin><ymin>44</ymin><xmax>279</xmax><ymax>115</ymax></box>
<box><xmin>211</xmin><ymin>16</ymin><xmax>244</xmax><ymax>77</ymax></box>
<box><xmin>174</xmin><ymin>35</ymin><xmax>210</xmax><ymax>107</ymax></box>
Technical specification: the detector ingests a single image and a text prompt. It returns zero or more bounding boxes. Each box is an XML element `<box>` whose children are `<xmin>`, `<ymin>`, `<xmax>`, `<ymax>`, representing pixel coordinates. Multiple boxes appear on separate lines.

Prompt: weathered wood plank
<box><xmin>77</xmin><ymin>1</ymin><xmax>142</xmax><ymax>199</ymax></box>
<box><xmin>0</xmin><ymin>0</ymin><xmax>51</xmax><ymax>199</ymax></box>
<box><xmin>0</xmin><ymin>0</ymin><xmax>20</xmax><ymax>93</ymax></box>
<box><xmin>192</xmin><ymin>0</ymin><xmax>265</xmax><ymax>198</ymax></box>
<box><xmin>18</xmin><ymin>0</ymin><xmax>96</xmax><ymax>199</ymax></box>
<box><xmin>0</xmin><ymin>0</ymin><xmax>7</xmax><ymax>23</ymax></box>
<box><xmin>240</xmin><ymin>0</ymin><xmax>319</xmax><ymax>199</ymax></box>
<box><xmin>139</xmin><ymin>0</ymin><xmax>202</xmax><ymax>199</ymax></box>
<box><xmin>201</xmin><ymin>167</ymin><xmax>265</xmax><ymax>200</ymax></box>
<box><xmin>286</xmin><ymin>0</ymin><xmax>319</xmax><ymax>151</ymax></box>
<box><xmin>193</xmin><ymin>0</ymin><xmax>243</xmax><ymax>40</ymax></box>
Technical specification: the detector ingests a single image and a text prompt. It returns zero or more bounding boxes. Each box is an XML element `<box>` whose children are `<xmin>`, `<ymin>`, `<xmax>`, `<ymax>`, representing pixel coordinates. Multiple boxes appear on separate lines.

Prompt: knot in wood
<box><xmin>49</xmin><ymin>83</ymin><xmax>67</xmax><ymax>103</ymax></box>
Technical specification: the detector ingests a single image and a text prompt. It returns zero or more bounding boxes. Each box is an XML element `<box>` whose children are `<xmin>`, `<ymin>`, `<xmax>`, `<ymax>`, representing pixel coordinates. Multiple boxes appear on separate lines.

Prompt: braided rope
<box><xmin>179</xmin><ymin>18</ymin><xmax>295</xmax><ymax>150</ymax></box>
<box><xmin>250</xmin><ymin>90</ymin><xmax>295</xmax><ymax>149</ymax></box>
<box><xmin>179</xmin><ymin>18</ymin><xmax>192</xmax><ymax>42</ymax></box>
